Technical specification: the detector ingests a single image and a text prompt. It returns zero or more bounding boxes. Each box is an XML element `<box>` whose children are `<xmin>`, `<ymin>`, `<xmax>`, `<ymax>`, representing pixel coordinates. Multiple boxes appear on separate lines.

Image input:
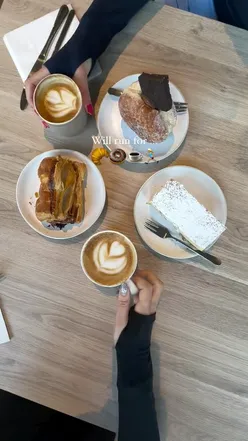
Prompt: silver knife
<box><xmin>108</xmin><ymin>87</ymin><xmax>188</xmax><ymax>110</ymax></box>
<box><xmin>20</xmin><ymin>4</ymin><xmax>69</xmax><ymax>111</ymax></box>
<box><xmin>51</xmin><ymin>9</ymin><xmax>75</xmax><ymax>57</ymax></box>
<box><xmin>108</xmin><ymin>87</ymin><xmax>123</xmax><ymax>97</ymax></box>
<box><xmin>108</xmin><ymin>87</ymin><xmax>154</xmax><ymax>108</ymax></box>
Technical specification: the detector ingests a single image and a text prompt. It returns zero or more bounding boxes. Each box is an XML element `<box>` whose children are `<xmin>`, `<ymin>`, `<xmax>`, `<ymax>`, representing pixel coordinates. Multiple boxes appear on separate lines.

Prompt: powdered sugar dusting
<box><xmin>151</xmin><ymin>180</ymin><xmax>226</xmax><ymax>250</ymax></box>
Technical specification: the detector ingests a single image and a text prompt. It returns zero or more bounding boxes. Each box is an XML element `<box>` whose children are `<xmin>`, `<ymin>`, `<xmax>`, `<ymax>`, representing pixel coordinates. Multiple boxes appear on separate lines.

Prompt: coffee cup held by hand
<box><xmin>33</xmin><ymin>74</ymin><xmax>87</xmax><ymax>137</ymax></box>
<box><xmin>81</xmin><ymin>231</ymin><xmax>138</xmax><ymax>288</ymax></box>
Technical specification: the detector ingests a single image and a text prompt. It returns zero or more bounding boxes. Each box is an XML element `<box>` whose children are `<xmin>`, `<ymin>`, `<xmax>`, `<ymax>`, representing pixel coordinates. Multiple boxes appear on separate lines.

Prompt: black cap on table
<box><xmin>138</xmin><ymin>73</ymin><xmax>173</xmax><ymax>111</ymax></box>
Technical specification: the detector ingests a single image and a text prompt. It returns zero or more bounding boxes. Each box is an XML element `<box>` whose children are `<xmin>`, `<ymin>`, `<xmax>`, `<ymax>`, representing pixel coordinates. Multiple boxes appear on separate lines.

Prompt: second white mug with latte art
<box><xmin>81</xmin><ymin>231</ymin><xmax>138</xmax><ymax>288</ymax></box>
<box><xmin>34</xmin><ymin>74</ymin><xmax>87</xmax><ymax>137</ymax></box>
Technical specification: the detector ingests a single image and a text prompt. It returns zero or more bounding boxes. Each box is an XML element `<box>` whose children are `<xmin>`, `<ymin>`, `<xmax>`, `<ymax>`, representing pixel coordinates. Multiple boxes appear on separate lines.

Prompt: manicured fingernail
<box><xmin>41</xmin><ymin>120</ymin><xmax>49</xmax><ymax>128</ymax></box>
<box><xmin>86</xmin><ymin>104</ymin><xmax>94</xmax><ymax>116</ymax></box>
<box><xmin>120</xmin><ymin>283</ymin><xmax>128</xmax><ymax>296</ymax></box>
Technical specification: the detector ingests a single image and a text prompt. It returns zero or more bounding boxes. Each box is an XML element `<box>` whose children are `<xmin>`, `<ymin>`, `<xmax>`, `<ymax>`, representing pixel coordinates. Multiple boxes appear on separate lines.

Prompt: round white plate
<box><xmin>97</xmin><ymin>74</ymin><xmax>189</xmax><ymax>164</ymax></box>
<box><xmin>134</xmin><ymin>166</ymin><xmax>227</xmax><ymax>259</ymax></box>
<box><xmin>16</xmin><ymin>149</ymin><xmax>106</xmax><ymax>239</ymax></box>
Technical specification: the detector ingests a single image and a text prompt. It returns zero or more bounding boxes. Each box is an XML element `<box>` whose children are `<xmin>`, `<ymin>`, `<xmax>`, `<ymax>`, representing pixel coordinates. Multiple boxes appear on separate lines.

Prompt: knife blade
<box><xmin>20</xmin><ymin>4</ymin><xmax>69</xmax><ymax>111</ymax></box>
<box><xmin>108</xmin><ymin>87</ymin><xmax>123</xmax><ymax>97</ymax></box>
<box><xmin>51</xmin><ymin>9</ymin><xmax>75</xmax><ymax>57</ymax></box>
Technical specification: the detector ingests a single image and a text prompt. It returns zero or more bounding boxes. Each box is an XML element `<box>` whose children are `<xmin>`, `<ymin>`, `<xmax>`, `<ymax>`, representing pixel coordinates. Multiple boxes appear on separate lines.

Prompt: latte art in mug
<box><xmin>82</xmin><ymin>232</ymin><xmax>137</xmax><ymax>286</ymax></box>
<box><xmin>44</xmin><ymin>86</ymin><xmax>78</xmax><ymax>121</ymax></box>
<box><xmin>93</xmin><ymin>240</ymin><xmax>128</xmax><ymax>275</ymax></box>
<box><xmin>34</xmin><ymin>75</ymin><xmax>81</xmax><ymax>124</ymax></box>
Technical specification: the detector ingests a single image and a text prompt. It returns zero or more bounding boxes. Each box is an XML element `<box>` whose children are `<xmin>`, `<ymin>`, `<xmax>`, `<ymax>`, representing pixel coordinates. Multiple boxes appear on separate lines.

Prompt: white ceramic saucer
<box><xmin>97</xmin><ymin>74</ymin><xmax>189</xmax><ymax>165</ymax></box>
<box><xmin>134</xmin><ymin>166</ymin><xmax>227</xmax><ymax>259</ymax></box>
<box><xmin>16</xmin><ymin>149</ymin><xmax>106</xmax><ymax>239</ymax></box>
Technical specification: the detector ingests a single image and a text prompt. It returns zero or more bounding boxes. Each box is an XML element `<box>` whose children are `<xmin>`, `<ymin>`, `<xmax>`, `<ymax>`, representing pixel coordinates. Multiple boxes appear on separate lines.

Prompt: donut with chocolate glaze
<box><xmin>109</xmin><ymin>149</ymin><xmax>126</xmax><ymax>164</ymax></box>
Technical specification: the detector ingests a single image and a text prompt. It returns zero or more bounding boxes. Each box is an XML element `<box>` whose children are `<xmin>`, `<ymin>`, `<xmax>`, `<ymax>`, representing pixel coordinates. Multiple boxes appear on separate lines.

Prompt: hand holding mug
<box><xmin>114</xmin><ymin>270</ymin><xmax>164</xmax><ymax>344</ymax></box>
<box><xmin>132</xmin><ymin>269</ymin><xmax>164</xmax><ymax>315</ymax></box>
<box><xmin>25</xmin><ymin>58</ymin><xmax>93</xmax><ymax>115</ymax></box>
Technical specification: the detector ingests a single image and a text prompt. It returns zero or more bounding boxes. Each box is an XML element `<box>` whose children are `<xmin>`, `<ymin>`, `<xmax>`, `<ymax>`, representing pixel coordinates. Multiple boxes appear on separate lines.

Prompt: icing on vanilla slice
<box><xmin>151</xmin><ymin>180</ymin><xmax>226</xmax><ymax>251</ymax></box>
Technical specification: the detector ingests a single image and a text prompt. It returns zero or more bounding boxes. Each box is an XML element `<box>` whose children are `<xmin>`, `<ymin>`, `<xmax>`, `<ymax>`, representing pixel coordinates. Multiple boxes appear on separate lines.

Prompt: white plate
<box><xmin>134</xmin><ymin>166</ymin><xmax>227</xmax><ymax>259</ymax></box>
<box><xmin>16</xmin><ymin>149</ymin><xmax>106</xmax><ymax>239</ymax></box>
<box><xmin>97</xmin><ymin>74</ymin><xmax>189</xmax><ymax>164</ymax></box>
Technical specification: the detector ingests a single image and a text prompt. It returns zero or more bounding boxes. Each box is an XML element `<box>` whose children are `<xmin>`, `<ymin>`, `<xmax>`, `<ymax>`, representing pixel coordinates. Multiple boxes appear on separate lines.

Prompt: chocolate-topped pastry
<box><xmin>118</xmin><ymin>75</ymin><xmax>177</xmax><ymax>143</ymax></box>
<box><xmin>139</xmin><ymin>73</ymin><xmax>173</xmax><ymax>111</ymax></box>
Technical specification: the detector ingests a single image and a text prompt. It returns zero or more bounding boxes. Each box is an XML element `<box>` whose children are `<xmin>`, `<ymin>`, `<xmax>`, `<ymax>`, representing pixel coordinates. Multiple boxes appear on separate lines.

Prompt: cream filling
<box><xmin>160</xmin><ymin>106</ymin><xmax>177</xmax><ymax>133</ymax></box>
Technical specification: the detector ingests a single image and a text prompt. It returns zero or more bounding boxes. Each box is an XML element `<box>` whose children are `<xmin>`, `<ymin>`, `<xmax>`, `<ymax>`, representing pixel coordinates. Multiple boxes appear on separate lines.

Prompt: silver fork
<box><xmin>145</xmin><ymin>219</ymin><xmax>221</xmax><ymax>266</ymax></box>
<box><xmin>173</xmin><ymin>101</ymin><xmax>188</xmax><ymax>113</ymax></box>
<box><xmin>108</xmin><ymin>87</ymin><xmax>188</xmax><ymax>113</ymax></box>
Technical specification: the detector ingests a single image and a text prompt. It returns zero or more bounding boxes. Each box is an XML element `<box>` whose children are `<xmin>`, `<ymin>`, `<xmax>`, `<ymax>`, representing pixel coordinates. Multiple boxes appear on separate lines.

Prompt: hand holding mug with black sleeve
<box><xmin>114</xmin><ymin>270</ymin><xmax>164</xmax><ymax>441</ymax></box>
<box><xmin>25</xmin><ymin>0</ymin><xmax>247</xmax><ymax>116</ymax></box>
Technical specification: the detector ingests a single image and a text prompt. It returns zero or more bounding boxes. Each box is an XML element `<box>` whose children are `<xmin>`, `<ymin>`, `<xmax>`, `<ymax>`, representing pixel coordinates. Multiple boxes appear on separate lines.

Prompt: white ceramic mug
<box><xmin>81</xmin><ymin>230</ymin><xmax>138</xmax><ymax>293</ymax></box>
<box><xmin>33</xmin><ymin>73</ymin><xmax>87</xmax><ymax>137</ymax></box>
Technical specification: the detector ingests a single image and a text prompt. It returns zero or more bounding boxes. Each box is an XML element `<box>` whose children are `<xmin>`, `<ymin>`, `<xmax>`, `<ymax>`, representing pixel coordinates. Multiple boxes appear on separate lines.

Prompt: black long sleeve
<box><xmin>214</xmin><ymin>0</ymin><xmax>248</xmax><ymax>30</ymax></box>
<box><xmin>45</xmin><ymin>0</ymin><xmax>248</xmax><ymax>79</ymax></box>
<box><xmin>116</xmin><ymin>307</ymin><xmax>160</xmax><ymax>441</ymax></box>
<box><xmin>45</xmin><ymin>0</ymin><xmax>148</xmax><ymax>77</ymax></box>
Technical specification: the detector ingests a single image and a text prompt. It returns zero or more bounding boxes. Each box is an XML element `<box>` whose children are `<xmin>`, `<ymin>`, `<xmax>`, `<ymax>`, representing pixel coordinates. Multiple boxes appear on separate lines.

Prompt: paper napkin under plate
<box><xmin>0</xmin><ymin>309</ymin><xmax>10</xmax><ymax>344</ymax></box>
<box><xmin>3</xmin><ymin>4</ymin><xmax>101</xmax><ymax>83</ymax></box>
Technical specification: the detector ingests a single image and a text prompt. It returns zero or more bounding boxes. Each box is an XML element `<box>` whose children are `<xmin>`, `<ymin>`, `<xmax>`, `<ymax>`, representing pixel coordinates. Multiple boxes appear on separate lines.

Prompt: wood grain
<box><xmin>1</xmin><ymin>1</ymin><xmax>248</xmax><ymax>440</ymax></box>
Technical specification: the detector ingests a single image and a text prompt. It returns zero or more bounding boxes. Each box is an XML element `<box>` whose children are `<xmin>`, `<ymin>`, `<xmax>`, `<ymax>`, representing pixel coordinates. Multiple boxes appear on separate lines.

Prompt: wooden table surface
<box><xmin>1</xmin><ymin>1</ymin><xmax>248</xmax><ymax>440</ymax></box>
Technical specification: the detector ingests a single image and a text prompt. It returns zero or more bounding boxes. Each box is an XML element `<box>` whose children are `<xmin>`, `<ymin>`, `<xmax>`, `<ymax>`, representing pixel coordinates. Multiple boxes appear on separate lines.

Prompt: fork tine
<box><xmin>175</xmin><ymin>102</ymin><xmax>188</xmax><ymax>106</ymax></box>
<box><xmin>175</xmin><ymin>105</ymin><xmax>188</xmax><ymax>110</ymax></box>
<box><xmin>174</xmin><ymin>101</ymin><xmax>188</xmax><ymax>106</ymax></box>
<box><xmin>176</xmin><ymin>108</ymin><xmax>188</xmax><ymax>114</ymax></box>
<box><xmin>144</xmin><ymin>222</ymin><xmax>157</xmax><ymax>232</ymax></box>
<box><xmin>145</xmin><ymin>219</ymin><xmax>159</xmax><ymax>229</ymax></box>
<box><xmin>146</xmin><ymin>219</ymin><xmax>159</xmax><ymax>228</ymax></box>
<box><xmin>147</xmin><ymin>218</ymin><xmax>161</xmax><ymax>225</ymax></box>
<box><xmin>145</xmin><ymin>224</ymin><xmax>157</xmax><ymax>234</ymax></box>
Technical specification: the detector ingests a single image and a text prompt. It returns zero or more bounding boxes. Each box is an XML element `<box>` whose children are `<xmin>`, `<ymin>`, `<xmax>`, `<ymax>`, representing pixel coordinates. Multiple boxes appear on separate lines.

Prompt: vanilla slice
<box><xmin>150</xmin><ymin>180</ymin><xmax>226</xmax><ymax>250</ymax></box>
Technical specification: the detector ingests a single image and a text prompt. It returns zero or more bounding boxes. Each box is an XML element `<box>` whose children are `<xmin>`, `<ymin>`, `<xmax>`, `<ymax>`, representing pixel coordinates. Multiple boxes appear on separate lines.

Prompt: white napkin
<box><xmin>3</xmin><ymin>4</ymin><xmax>101</xmax><ymax>83</ymax></box>
<box><xmin>0</xmin><ymin>309</ymin><xmax>10</xmax><ymax>344</ymax></box>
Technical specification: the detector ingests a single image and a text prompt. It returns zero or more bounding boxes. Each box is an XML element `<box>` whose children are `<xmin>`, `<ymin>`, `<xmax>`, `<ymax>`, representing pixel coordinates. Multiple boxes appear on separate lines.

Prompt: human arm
<box><xmin>214</xmin><ymin>0</ymin><xmax>248</xmax><ymax>30</ymax></box>
<box><xmin>45</xmin><ymin>0</ymin><xmax>149</xmax><ymax>77</ymax></box>
<box><xmin>114</xmin><ymin>271</ymin><xmax>163</xmax><ymax>441</ymax></box>
<box><xmin>25</xmin><ymin>0</ymin><xmax>149</xmax><ymax>110</ymax></box>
